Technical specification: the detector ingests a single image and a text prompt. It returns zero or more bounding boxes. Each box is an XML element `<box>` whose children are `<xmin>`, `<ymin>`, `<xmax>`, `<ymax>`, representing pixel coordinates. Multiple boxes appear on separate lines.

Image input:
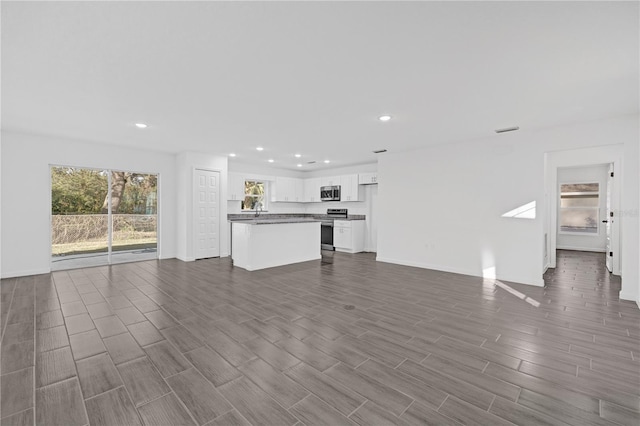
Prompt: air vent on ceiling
<box><xmin>373</xmin><ymin>149</ymin><xmax>387</xmax><ymax>154</ymax></box>
<box><xmin>495</xmin><ymin>126</ymin><xmax>520</xmax><ymax>134</ymax></box>
<box><xmin>307</xmin><ymin>161</ymin><xmax>316</xmax><ymax>164</ymax></box>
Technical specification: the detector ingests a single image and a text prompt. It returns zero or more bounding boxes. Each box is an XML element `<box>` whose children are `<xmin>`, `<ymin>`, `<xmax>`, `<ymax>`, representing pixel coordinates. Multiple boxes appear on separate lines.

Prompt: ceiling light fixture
<box><xmin>495</xmin><ymin>126</ymin><xmax>520</xmax><ymax>134</ymax></box>
<box><xmin>268</xmin><ymin>159</ymin><xmax>274</xmax><ymax>163</ymax></box>
<box><xmin>229</xmin><ymin>153</ymin><xmax>236</xmax><ymax>157</ymax></box>
<box><xmin>134</xmin><ymin>123</ymin><xmax>148</xmax><ymax>129</ymax></box>
<box><xmin>378</xmin><ymin>115</ymin><xmax>392</xmax><ymax>122</ymax></box>
<box><xmin>256</xmin><ymin>147</ymin><xmax>264</xmax><ymax>151</ymax></box>
<box><xmin>324</xmin><ymin>160</ymin><xmax>330</xmax><ymax>164</ymax></box>
<box><xmin>296</xmin><ymin>164</ymin><xmax>302</xmax><ymax>167</ymax></box>
<box><xmin>294</xmin><ymin>154</ymin><xmax>301</xmax><ymax>158</ymax></box>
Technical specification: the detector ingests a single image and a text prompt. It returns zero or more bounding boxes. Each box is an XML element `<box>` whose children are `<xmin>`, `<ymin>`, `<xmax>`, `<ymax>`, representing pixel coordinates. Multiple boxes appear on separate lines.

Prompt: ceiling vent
<box><xmin>373</xmin><ymin>149</ymin><xmax>387</xmax><ymax>154</ymax></box>
<box><xmin>495</xmin><ymin>126</ymin><xmax>520</xmax><ymax>134</ymax></box>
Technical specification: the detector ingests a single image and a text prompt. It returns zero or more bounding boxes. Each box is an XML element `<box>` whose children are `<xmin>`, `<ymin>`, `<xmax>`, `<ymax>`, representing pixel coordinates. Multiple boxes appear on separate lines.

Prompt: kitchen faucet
<box><xmin>255</xmin><ymin>203</ymin><xmax>262</xmax><ymax>217</ymax></box>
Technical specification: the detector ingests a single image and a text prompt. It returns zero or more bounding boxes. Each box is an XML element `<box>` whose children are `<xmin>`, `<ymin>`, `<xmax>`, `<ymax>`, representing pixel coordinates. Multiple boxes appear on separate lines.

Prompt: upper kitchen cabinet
<box><xmin>272</xmin><ymin>177</ymin><xmax>304</xmax><ymax>202</ymax></box>
<box><xmin>228</xmin><ymin>172</ymin><xmax>245</xmax><ymax>201</ymax></box>
<box><xmin>340</xmin><ymin>174</ymin><xmax>362</xmax><ymax>201</ymax></box>
<box><xmin>321</xmin><ymin>176</ymin><xmax>340</xmax><ymax>187</ymax></box>
<box><xmin>304</xmin><ymin>177</ymin><xmax>321</xmax><ymax>203</ymax></box>
<box><xmin>358</xmin><ymin>172</ymin><xmax>378</xmax><ymax>185</ymax></box>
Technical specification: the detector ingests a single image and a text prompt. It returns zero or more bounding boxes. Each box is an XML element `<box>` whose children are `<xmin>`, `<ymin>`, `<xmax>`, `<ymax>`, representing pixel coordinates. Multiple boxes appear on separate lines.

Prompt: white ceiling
<box><xmin>2</xmin><ymin>1</ymin><xmax>638</xmax><ymax>171</ymax></box>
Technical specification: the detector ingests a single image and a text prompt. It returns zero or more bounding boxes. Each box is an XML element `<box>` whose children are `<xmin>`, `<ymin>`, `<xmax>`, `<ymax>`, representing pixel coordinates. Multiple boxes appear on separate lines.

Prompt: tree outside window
<box><xmin>242</xmin><ymin>180</ymin><xmax>266</xmax><ymax>211</ymax></box>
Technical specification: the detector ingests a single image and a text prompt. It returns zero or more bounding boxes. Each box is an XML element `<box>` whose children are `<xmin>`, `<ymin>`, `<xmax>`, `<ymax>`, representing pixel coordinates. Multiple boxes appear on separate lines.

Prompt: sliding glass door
<box><xmin>110</xmin><ymin>171</ymin><xmax>158</xmax><ymax>264</ymax></box>
<box><xmin>51</xmin><ymin>166</ymin><xmax>158</xmax><ymax>270</ymax></box>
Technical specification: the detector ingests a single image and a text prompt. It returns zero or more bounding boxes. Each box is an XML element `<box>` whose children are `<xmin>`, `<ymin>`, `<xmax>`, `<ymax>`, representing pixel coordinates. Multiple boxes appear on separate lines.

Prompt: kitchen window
<box><xmin>241</xmin><ymin>180</ymin><xmax>267</xmax><ymax>211</ymax></box>
<box><xmin>559</xmin><ymin>183</ymin><xmax>599</xmax><ymax>234</ymax></box>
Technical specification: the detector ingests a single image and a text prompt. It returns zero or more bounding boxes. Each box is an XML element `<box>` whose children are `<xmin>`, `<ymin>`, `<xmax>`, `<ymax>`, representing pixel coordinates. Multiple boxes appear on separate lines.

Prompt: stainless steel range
<box><xmin>321</xmin><ymin>208</ymin><xmax>348</xmax><ymax>250</ymax></box>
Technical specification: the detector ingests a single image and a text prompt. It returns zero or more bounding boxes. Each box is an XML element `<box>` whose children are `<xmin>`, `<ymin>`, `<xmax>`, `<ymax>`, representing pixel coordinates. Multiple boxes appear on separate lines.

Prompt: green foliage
<box><xmin>118</xmin><ymin>173</ymin><xmax>158</xmax><ymax>214</ymax></box>
<box><xmin>51</xmin><ymin>167</ymin><xmax>158</xmax><ymax>215</ymax></box>
<box><xmin>241</xmin><ymin>181</ymin><xmax>265</xmax><ymax>210</ymax></box>
<box><xmin>51</xmin><ymin>167</ymin><xmax>108</xmax><ymax>214</ymax></box>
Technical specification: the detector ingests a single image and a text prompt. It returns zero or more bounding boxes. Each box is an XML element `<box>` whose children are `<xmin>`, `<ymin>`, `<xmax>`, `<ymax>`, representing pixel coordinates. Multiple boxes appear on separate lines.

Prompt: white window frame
<box><xmin>241</xmin><ymin>180</ymin><xmax>268</xmax><ymax>212</ymax></box>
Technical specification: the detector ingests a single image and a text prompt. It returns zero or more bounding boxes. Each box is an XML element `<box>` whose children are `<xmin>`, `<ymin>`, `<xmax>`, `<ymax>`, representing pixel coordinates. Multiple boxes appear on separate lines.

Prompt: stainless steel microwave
<box><xmin>320</xmin><ymin>185</ymin><xmax>341</xmax><ymax>201</ymax></box>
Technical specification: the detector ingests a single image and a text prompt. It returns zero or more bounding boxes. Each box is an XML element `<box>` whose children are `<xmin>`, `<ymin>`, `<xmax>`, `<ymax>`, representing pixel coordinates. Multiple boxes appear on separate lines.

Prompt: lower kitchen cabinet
<box><xmin>333</xmin><ymin>220</ymin><xmax>365</xmax><ymax>253</ymax></box>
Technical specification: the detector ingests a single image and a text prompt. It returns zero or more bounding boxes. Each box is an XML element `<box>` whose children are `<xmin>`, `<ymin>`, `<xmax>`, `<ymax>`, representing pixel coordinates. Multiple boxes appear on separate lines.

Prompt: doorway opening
<box><xmin>555</xmin><ymin>163</ymin><xmax>617</xmax><ymax>274</ymax></box>
<box><xmin>51</xmin><ymin>166</ymin><xmax>158</xmax><ymax>270</ymax></box>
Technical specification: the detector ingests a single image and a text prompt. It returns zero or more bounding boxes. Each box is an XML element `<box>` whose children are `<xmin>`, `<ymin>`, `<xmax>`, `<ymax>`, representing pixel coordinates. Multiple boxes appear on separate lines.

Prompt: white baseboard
<box><xmin>2</xmin><ymin>267</ymin><xmax>51</xmax><ymax>279</ymax></box>
<box><xmin>175</xmin><ymin>255</ymin><xmax>195</xmax><ymax>262</ymax></box>
<box><xmin>375</xmin><ymin>256</ymin><xmax>545</xmax><ymax>288</ymax></box>
<box><xmin>619</xmin><ymin>290</ymin><xmax>639</xmax><ymax>304</ymax></box>
<box><xmin>556</xmin><ymin>246</ymin><xmax>606</xmax><ymax>253</ymax></box>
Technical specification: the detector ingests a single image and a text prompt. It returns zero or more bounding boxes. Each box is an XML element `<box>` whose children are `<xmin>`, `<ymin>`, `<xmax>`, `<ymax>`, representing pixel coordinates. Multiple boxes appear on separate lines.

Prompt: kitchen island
<box><xmin>230</xmin><ymin>218</ymin><xmax>321</xmax><ymax>271</ymax></box>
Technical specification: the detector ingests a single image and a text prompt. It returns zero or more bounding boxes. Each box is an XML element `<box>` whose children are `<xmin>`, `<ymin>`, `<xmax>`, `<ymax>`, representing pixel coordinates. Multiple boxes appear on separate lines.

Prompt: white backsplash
<box><xmin>227</xmin><ymin>200</ymin><xmax>307</xmax><ymax>215</ymax></box>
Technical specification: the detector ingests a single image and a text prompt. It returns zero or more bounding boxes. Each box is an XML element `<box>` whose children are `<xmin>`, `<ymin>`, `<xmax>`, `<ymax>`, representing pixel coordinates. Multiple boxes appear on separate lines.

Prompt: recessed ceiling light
<box><xmin>268</xmin><ymin>159</ymin><xmax>274</xmax><ymax>163</ymax></box>
<box><xmin>256</xmin><ymin>147</ymin><xmax>264</xmax><ymax>151</ymax></box>
<box><xmin>135</xmin><ymin>123</ymin><xmax>148</xmax><ymax>128</ymax></box>
<box><xmin>294</xmin><ymin>154</ymin><xmax>301</xmax><ymax>158</ymax></box>
<box><xmin>229</xmin><ymin>153</ymin><xmax>236</xmax><ymax>157</ymax></box>
<box><xmin>324</xmin><ymin>160</ymin><xmax>330</xmax><ymax>164</ymax></box>
<box><xmin>296</xmin><ymin>164</ymin><xmax>302</xmax><ymax>167</ymax></box>
<box><xmin>378</xmin><ymin>115</ymin><xmax>392</xmax><ymax>122</ymax></box>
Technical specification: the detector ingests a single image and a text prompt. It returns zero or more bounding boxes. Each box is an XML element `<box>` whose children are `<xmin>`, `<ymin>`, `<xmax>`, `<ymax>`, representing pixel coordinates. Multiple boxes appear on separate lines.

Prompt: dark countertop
<box><xmin>228</xmin><ymin>213</ymin><xmax>366</xmax><ymax>222</ymax></box>
<box><xmin>229</xmin><ymin>218</ymin><xmax>321</xmax><ymax>225</ymax></box>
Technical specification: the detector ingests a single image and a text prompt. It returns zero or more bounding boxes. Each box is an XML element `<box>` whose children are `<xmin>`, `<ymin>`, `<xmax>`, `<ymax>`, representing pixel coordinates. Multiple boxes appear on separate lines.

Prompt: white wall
<box><xmin>556</xmin><ymin>164</ymin><xmax>609</xmax><ymax>252</ymax></box>
<box><xmin>1</xmin><ymin>131</ymin><xmax>178</xmax><ymax>278</ymax></box>
<box><xmin>0</xmin><ymin>132</ymin><xmax>3</xmax><ymax>279</ymax></box>
<box><xmin>176</xmin><ymin>152</ymin><xmax>228</xmax><ymax>261</ymax></box>
<box><xmin>377</xmin><ymin>115</ymin><xmax>639</xmax><ymax>300</ymax></box>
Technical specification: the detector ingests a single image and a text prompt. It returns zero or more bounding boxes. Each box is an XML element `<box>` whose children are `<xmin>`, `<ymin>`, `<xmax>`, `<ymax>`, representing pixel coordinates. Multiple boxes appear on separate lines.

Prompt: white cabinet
<box><xmin>227</xmin><ymin>172</ymin><xmax>245</xmax><ymax>201</ymax></box>
<box><xmin>321</xmin><ymin>176</ymin><xmax>340</xmax><ymax>187</ymax></box>
<box><xmin>294</xmin><ymin>178</ymin><xmax>304</xmax><ymax>202</ymax></box>
<box><xmin>304</xmin><ymin>177</ymin><xmax>321</xmax><ymax>203</ymax></box>
<box><xmin>272</xmin><ymin>177</ymin><xmax>304</xmax><ymax>202</ymax></box>
<box><xmin>340</xmin><ymin>174</ymin><xmax>362</xmax><ymax>202</ymax></box>
<box><xmin>358</xmin><ymin>172</ymin><xmax>378</xmax><ymax>185</ymax></box>
<box><xmin>333</xmin><ymin>220</ymin><xmax>365</xmax><ymax>253</ymax></box>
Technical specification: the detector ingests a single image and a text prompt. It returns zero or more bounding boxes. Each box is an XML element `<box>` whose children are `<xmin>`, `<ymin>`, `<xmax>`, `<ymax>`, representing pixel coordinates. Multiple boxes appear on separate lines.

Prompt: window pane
<box><xmin>560</xmin><ymin>195</ymin><xmax>599</xmax><ymax>208</ymax></box>
<box><xmin>245</xmin><ymin>181</ymin><xmax>264</xmax><ymax>196</ymax></box>
<box><xmin>242</xmin><ymin>195</ymin><xmax>265</xmax><ymax>210</ymax></box>
<box><xmin>559</xmin><ymin>208</ymin><xmax>598</xmax><ymax>233</ymax></box>
<box><xmin>111</xmin><ymin>172</ymin><xmax>158</xmax><ymax>264</ymax></box>
<box><xmin>51</xmin><ymin>167</ymin><xmax>109</xmax><ymax>270</ymax></box>
<box><xmin>560</xmin><ymin>183</ymin><xmax>598</xmax><ymax>193</ymax></box>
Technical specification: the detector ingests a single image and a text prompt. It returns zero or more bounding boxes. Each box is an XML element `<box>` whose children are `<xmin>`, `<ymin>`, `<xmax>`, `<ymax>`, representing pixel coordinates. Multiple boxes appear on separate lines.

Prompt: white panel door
<box><xmin>194</xmin><ymin>169</ymin><xmax>220</xmax><ymax>259</ymax></box>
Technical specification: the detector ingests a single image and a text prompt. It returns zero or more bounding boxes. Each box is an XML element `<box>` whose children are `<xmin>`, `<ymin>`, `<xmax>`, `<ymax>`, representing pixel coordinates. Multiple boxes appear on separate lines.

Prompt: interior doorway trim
<box><xmin>545</xmin><ymin>146</ymin><xmax>622</xmax><ymax>275</ymax></box>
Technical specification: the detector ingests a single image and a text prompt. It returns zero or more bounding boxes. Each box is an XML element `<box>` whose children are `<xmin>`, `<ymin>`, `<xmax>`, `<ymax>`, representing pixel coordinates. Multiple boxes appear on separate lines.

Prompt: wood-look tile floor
<box><xmin>1</xmin><ymin>250</ymin><xmax>639</xmax><ymax>425</ymax></box>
